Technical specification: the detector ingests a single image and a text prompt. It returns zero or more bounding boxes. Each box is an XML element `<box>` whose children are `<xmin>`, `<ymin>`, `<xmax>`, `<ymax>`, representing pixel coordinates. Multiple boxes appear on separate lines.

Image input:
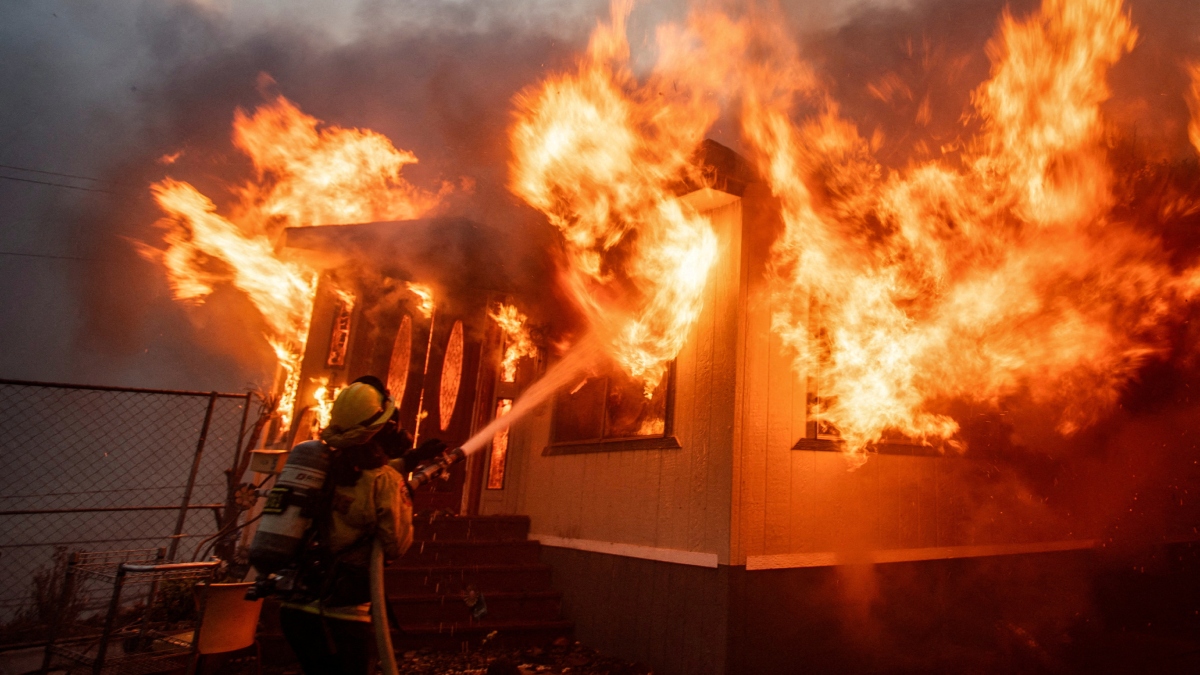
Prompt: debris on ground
<box><xmin>271</xmin><ymin>638</ymin><xmax>652</xmax><ymax>675</ymax></box>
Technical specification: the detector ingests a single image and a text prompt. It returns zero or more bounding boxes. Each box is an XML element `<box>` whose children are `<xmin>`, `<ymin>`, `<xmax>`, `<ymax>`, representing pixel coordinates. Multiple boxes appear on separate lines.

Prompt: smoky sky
<box><xmin>0</xmin><ymin>0</ymin><xmax>606</xmax><ymax>391</ymax></box>
<box><xmin>1</xmin><ymin>0</ymin><xmax>1199</xmax><ymax>409</ymax></box>
<box><xmin>0</xmin><ymin>0</ymin><xmax>881</xmax><ymax>393</ymax></box>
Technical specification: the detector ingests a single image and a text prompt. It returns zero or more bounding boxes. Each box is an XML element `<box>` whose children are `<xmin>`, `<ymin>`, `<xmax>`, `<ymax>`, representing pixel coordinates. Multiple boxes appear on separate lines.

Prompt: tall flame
<box><xmin>1188</xmin><ymin>63</ymin><xmax>1200</xmax><ymax>156</ymax></box>
<box><xmin>231</xmin><ymin>94</ymin><xmax>450</xmax><ymax>228</ymax></box>
<box><xmin>310</xmin><ymin>376</ymin><xmax>344</xmax><ymax>433</ymax></box>
<box><xmin>619</xmin><ymin>0</ymin><xmax>1200</xmax><ymax>462</ymax></box>
<box><xmin>510</xmin><ymin>0</ymin><xmax>719</xmax><ymax>394</ymax></box>
<box><xmin>713</xmin><ymin>0</ymin><xmax>1192</xmax><ymax>459</ymax></box>
<box><xmin>406</xmin><ymin>282</ymin><xmax>435</xmax><ymax>319</ymax></box>
<box><xmin>489</xmin><ymin>303</ymin><xmax>538</xmax><ymax>383</ymax></box>
<box><xmin>146</xmin><ymin>93</ymin><xmax>444</xmax><ymax>430</ymax></box>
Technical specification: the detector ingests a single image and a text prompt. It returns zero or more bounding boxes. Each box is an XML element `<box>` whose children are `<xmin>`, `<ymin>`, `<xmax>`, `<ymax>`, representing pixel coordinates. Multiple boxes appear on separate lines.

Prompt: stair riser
<box><xmin>413</xmin><ymin>520</ymin><xmax>530</xmax><ymax>542</ymax></box>
<box><xmin>396</xmin><ymin>543</ymin><xmax>542</xmax><ymax>567</ymax></box>
<box><xmin>386</xmin><ymin>568</ymin><xmax>553</xmax><ymax>594</ymax></box>
<box><xmin>390</xmin><ymin>597</ymin><xmax>561</xmax><ymax>623</ymax></box>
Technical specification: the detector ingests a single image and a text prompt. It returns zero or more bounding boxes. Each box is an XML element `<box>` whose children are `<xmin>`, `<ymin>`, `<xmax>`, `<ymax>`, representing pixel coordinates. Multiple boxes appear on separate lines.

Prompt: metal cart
<box><xmin>40</xmin><ymin>548</ymin><xmax>219</xmax><ymax>674</ymax></box>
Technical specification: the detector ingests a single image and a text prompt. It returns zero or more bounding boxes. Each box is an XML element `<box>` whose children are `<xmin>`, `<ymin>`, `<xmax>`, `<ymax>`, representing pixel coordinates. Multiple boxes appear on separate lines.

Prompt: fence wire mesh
<box><xmin>0</xmin><ymin>379</ymin><xmax>252</xmax><ymax>647</ymax></box>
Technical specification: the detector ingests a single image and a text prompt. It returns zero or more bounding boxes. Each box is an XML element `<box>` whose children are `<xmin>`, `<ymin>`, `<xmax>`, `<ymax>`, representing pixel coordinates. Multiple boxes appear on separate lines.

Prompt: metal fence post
<box><xmin>231</xmin><ymin>392</ymin><xmax>253</xmax><ymax>475</ymax></box>
<box><xmin>169</xmin><ymin>392</ymin><xmax>218</xmax><ymax>561</ymax></box>
<box><xmin>38</xmin><ymin>550</ymin><xmax>78</xmax><ymax>674</ymax></box>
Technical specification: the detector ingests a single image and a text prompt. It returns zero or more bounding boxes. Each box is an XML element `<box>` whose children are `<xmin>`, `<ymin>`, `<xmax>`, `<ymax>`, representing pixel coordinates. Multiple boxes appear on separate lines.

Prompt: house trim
<box><xmin>543</xmin><ymin>435</ymin><xmax>683</xmax><ymax>455</ymax></box>
<box><xmin>745</xmin><ymin>538</ymin><xmax>1099</xmax><ymax>570</ymax></box>
<box><xmin>532</xmin><ymin>534</ymin><xmax>720</xmax><ymax>568</ymax></box>
<box><xmin>792</xmin><ymin>438</ymin><xmax>951</xmax><ymax>457</ymax></box>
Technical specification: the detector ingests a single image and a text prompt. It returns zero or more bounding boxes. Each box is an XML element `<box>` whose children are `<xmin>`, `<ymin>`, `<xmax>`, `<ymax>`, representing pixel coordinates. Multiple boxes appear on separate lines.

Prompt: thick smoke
<box><xmin>0</xmin><ymin>0</ymin><xmax>610</xmax><ymax>391</ymax></box>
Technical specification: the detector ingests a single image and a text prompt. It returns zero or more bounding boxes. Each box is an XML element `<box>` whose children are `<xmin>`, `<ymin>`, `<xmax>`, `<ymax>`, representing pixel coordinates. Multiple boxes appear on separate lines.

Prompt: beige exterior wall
<box><xmin>480</xmin><ymin>194</ymin><xmax>743</xmax><ymax>565</ymax></box>
<box><xmin>482</xmin><ymin>182</ymin><xmax>1085</xmax><ymax>569</ymax></box>
<box><xmin>727</xmin><ymin>181</ymin><xmax>1085</xmax><ymax>566</ymax></box>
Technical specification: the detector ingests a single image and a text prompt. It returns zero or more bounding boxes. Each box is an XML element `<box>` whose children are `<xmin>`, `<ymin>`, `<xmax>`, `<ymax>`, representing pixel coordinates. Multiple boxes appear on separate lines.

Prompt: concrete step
<box><xmin>395</xmin><ymin>540</ymin><xmax>543</xmax><ymax>567</ymax></box>
<box><xmin>412</xmin><ymin>515</ymin><xmax>530</xmax><ymax>543</ymax></box>
<box><xmin>389</xmin><ymin>590</ymin><xmax>562</xmax><ymax>624</ymax></box>
<box><xmin>385</xmin><ymin>563</ymin><xmax>554</xmax><ymax>595</ymax></box>
<box><xmin>393</xmin><ymin>619</ymin><xmax>574</xmax><ymax>651</ymax></box>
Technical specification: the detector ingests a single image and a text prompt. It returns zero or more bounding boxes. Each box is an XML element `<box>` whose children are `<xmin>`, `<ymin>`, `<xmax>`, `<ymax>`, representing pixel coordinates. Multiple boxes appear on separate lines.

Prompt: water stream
<box><xmin>458</xmin><ymin>337</ymin><xmax>600</xmax><ymax>457</ymax></box>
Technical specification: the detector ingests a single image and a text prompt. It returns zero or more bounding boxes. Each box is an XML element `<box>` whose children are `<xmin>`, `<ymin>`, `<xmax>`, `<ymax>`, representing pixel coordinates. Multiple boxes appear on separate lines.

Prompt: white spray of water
<box><xmin>458</xmin><ymin>337</ymin><xmax>600</xmax><ymax>457</ymax></box>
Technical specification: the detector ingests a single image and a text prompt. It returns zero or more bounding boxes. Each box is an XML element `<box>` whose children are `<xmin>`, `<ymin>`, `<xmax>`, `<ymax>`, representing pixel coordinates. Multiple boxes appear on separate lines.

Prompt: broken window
<box><xmin>551</xmin><ymin>362</ymin><xmax>671</xmax><ymax>444</ymax></box>
<box><xmin>325</xmin><ymin>291</ymin><xmax>356</xmax><ymax>368</ymax></box>
<box><xmin>486</xmin><ymin>398</ymin><xmax>512</xmax><ymax>489</ymax></box>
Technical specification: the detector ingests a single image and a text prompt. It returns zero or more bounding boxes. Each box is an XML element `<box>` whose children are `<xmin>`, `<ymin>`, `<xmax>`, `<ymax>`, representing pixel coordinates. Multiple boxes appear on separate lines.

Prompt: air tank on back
<box><xmin>248</xmin><ymin>440</ymin><xmax>330</xmax><ymax>575</ymax></box>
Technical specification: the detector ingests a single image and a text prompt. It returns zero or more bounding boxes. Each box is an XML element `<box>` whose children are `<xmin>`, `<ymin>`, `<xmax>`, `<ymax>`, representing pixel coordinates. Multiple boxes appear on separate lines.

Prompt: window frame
<box><xmin>543</xmin><ymin>360</ymin><xmax>681</xmax><ymax>456</ymax></box>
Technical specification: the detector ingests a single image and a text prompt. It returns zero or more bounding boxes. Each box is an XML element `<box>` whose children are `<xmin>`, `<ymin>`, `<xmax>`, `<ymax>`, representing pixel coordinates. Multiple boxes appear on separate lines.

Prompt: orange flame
<box><xmin>146</xmin><ymin>93</ymin><xmax>444</xmax><ymax>430</ymax></box>
<box><xmin>703</xmin><ymin>0</ymin><xmax>1192</xmax><ymax>460</ymax></box>
<box><xmin>406</xmin><ymin>282</ymin><xmax>435</xmax><ymax>319</ymax></box>
<box><xmin>489</xmin><ymin>303</ymin><xmax>538</xmax><ymax>383</ymax></box>
<box><xmin>1188</xmin><ymin>63</ymin><xmax>1200</xmax><ymax>155</ymax></box>
<box><xmin>147</xmin><ymin>179</ymin><xmax>318</xmax><ymax>430</ymax></box>
<box><xmin>231</xmin><ymin>95</ymin><xmax>450</xmax><ymax>228</ymax></box>
<box><xmin>310</xmin><ymin>376</ymin><xmax>344</xmax><ymax>433</ymax></box>
<box><xmin>510</xmin><ymin>0</ymin><xmax>719</xmax><ymax>394</ymax></box>
<box><xmin>619</xmin><ymin>0</ymin><xmax>1200</xmax><ymax>463</ymax></box>
<box><xmin>333</xmin><ymin>288</ymin><xmax>357</xmax><ymax>314</ymax></box>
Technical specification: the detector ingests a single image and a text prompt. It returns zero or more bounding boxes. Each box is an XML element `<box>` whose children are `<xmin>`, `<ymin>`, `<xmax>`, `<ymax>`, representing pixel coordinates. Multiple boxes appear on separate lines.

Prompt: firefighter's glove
<box><xmin>413</xmin><ymin>438</ymin><xmax>448</xmax><ymax>464</ymax></box>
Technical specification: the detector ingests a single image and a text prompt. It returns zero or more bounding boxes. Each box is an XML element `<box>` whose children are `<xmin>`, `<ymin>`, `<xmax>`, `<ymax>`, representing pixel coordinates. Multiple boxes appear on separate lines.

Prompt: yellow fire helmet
<box><xmin>320</xmin><ymin>381</ymin><xmax>396</xmax><ymax>449</ymax></box>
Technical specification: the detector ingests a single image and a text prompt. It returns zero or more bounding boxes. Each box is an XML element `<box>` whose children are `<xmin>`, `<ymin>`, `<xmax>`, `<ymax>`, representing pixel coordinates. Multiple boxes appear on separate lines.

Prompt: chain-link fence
<box><xmin>0</xmin><ymin>379</ymin><xmax>254</xmax><ymax>648</ymax></box>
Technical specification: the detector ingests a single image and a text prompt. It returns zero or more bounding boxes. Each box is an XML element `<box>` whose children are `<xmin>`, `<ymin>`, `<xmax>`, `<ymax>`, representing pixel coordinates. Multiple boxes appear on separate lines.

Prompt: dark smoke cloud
<box><xmin>0</xmin><ymin>0</ymin><xmax>941</xmax><ymax>389</ymax></box>
<box><xmin>0</xmin><ymin>0</ymin><xmax>614</xmax><ymax>391</ymax></box>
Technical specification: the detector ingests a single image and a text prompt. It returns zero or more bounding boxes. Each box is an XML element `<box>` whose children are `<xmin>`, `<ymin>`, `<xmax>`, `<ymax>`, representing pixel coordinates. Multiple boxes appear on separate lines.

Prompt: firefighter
<box><xmin>276</xmin><ymin>376</ymin><xmax>440</xmax><ymax>675</ymax></box>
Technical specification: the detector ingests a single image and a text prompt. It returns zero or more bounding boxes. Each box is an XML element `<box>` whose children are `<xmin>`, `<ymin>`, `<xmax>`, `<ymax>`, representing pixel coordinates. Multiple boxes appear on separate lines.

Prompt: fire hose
<box><xmin>365</xmin><ymin>446</ymin><xmax>467</xmax><ymax>675</ymax></box>
<box><xmin>370</xmin><ymin>539</ymin><xmax>399</xmax><ymax>675</ymax></box>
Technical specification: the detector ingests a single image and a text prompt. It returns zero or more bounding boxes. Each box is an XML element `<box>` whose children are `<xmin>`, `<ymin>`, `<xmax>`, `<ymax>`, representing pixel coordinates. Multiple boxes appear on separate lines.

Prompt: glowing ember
<box><xmin>510</xmin><ymin>0</ymin><xmax>719</xmax><ymax>395</ymax></box>
<box><xmin>671</xmin><ymin>0</ymin><xmax>1196</xmax><ymax>461</ymax></box>
<box><xmin>489</xmin><ymin>303</ymin><xmax>537</xmax><ymax>383</ymax></box>
<box><xmin>406</xmin><ymin>282</ymin><xmax>435</xmax><ymax>319</ymax></box>
<box><xmin>145</xmin><ymin>92</ymin><xmax>445</xmax><ymax>430</ymax></box>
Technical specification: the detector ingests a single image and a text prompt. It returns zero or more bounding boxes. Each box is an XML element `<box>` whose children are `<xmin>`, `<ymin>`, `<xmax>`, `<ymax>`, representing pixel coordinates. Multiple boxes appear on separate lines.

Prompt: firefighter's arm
<box><xmin>373</xmin><ymin>467</ymin><xmax>413</xmax><ymax>562</ymax></box>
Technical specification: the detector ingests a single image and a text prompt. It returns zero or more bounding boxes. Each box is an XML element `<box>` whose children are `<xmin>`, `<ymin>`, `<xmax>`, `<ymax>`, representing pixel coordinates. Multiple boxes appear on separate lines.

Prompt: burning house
<box><xmin>135</xmin><ymin>0</ymin><xmax>1200</xmax><ymax>672</ymax></box>
<box><xmin>270</xmin><ymin>139</ymin><xmax>1124</xmax><ymax>674</ymax></box>
<box><xmin>277</xmin><ymin>215</ymin><xmax>546</xmax><ymax>514</ymax></box>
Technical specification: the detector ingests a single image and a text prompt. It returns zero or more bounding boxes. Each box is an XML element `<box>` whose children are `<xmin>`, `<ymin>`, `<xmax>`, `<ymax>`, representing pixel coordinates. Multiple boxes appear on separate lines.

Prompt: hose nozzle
<box><xmin>406</xmin><ymin>446</ymin><xmax>465</xmax><ymax>491</ymax></box>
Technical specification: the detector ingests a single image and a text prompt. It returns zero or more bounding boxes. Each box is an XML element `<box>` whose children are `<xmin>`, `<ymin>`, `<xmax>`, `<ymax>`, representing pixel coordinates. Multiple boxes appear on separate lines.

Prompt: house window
<box><xmin>551</xmin><ymin>363</ymin><xmax>672</xmax><ymax>444</ymax></box>
<box><xmin>439</xmin><ymin>320</ymin><xmax>464</xmax><ymax>431</ymax></box>
<box><xmin>486</xmin><ymin>398</ymin><xmax>512</xmax><ymax>489</ymax></box>
<box><xmin>796</xmin><ymin>306</ymin><xmax>932</xmax><ymax>454</ymax></box>
<box><xmin>387</xmin><ymin>314</ymin><xmax>412</xmax><ymax>405</ymax></box>
<box><xmin>326</xmin><ymin>291</ymin><xmax>356</xmax><ymax>368</ymax></box>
